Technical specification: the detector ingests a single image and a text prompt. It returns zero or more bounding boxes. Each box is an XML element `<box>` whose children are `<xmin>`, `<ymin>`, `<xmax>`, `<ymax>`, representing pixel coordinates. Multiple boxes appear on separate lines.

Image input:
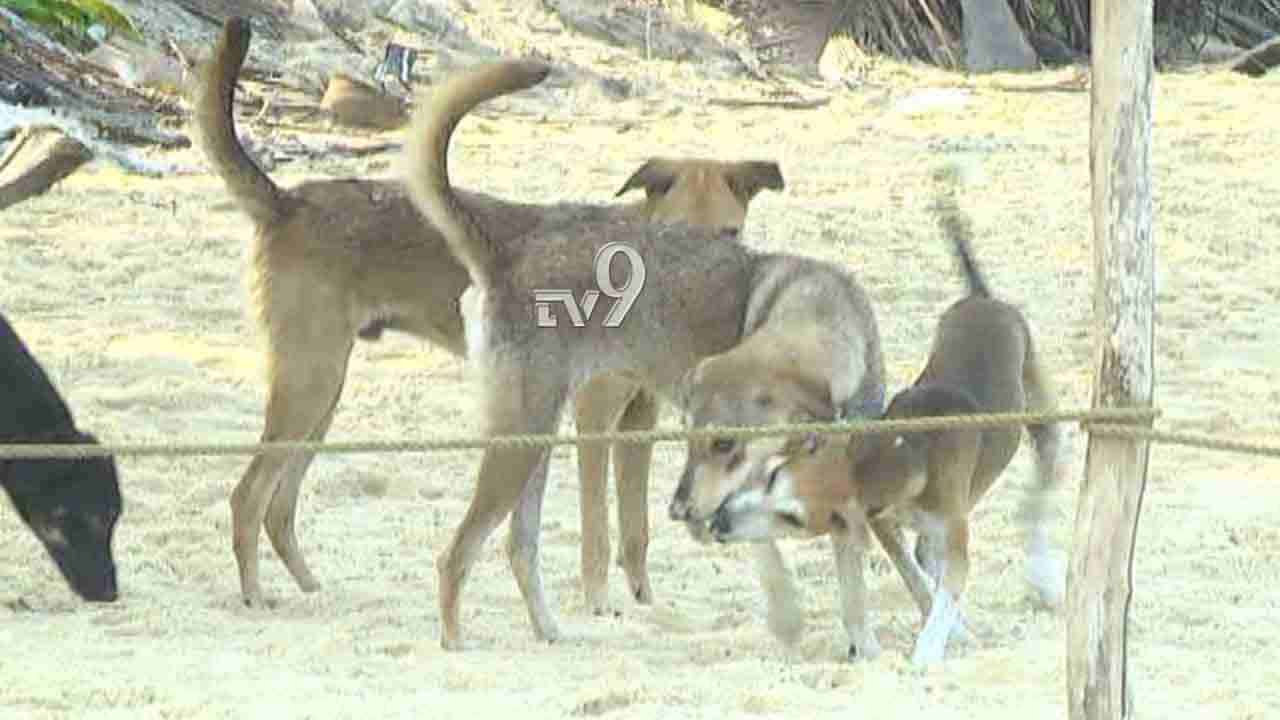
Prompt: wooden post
<box><xmin>1066</xmin><ymin>0</ymin><xmax>1155</xmax><ymax>718</ymax></box>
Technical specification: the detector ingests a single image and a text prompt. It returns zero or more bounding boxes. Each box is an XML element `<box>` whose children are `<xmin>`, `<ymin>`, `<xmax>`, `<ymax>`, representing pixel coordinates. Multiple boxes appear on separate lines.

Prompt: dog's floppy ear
<box><xmin>724</xmin><ymin>161</ymin><xmax>784</xmax><ymax>205</ymax></box>
<box><xmin>832</xmin><ymin>373</ymin><xmax>886</xmax><ymax>422</ymax></box>
<box><xmin>616</xmin><ymin>158</ymin><xmax>678</xmax><ymax>198</ymax></box>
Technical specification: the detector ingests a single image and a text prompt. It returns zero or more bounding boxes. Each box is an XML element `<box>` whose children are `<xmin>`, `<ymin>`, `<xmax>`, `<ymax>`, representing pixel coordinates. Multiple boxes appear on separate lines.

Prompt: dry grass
<box><xmin>1</xmin><ymin>5</ymin><xmax>1278</xmax><ymax>717</ymax></box>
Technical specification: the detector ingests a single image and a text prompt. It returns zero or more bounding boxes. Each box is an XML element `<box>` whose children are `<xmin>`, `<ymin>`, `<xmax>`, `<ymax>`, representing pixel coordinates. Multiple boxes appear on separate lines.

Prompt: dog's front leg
<box><xmin>752</xmin><ymin>541</ymin><xmax>804</xmax><ymax>646</ymax></box>
<box><xmin>911</xmin><ymin>585</ymin><xmax>963</xmax><ymax>666</ymax></box>
<box><xmin>869</xmin><ymin>515</ymin><xmax>933</xmax><ymax>616</ymax></box>
<box><xmin>909</xmin><ymin>519</ymin><xmax>969</xmax><ymax>666</ymax></box>
<box><xmin>870</xmin><ymin>515</ymin><xmax>975</xmax><ymax>646</ymax></box>
<box><xmin>507</xmin><ymin>449</ymin><xmax>561</xmax><ymax>643</ymax></box>
<box><xmin>830</xmin><ymin>522</ymin><xmax>881</xmax><ymax>661</ymax></box>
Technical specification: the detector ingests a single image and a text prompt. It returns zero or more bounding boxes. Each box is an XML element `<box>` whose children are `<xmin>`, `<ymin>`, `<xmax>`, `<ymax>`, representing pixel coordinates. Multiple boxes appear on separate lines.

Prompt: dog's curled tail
<box><xmin>929</xmin><ymin>163</ymin><xmax>992</xmax><ymax>299</ymax></box>
<box><xmin>404</xmin><ymin>60</ymin><xmax>552</xmax><ymax>289</ymax></box>
<box><xmin>194</xmin><ymin>17</ymin><xmax>286</xmax><ymax>226</ymax></box>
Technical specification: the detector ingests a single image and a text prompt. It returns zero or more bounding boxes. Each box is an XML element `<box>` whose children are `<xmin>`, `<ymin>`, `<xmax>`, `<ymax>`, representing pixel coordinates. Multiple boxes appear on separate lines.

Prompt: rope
<box><xmin>1087</xmin><ymin>424</ymin><xmax>1280</xmax><ymax>459</ymax></box>
<box><xmin>0</xmin><ymin>407</ymin><xmax>1158</xmax><ymax>460</ymax></box>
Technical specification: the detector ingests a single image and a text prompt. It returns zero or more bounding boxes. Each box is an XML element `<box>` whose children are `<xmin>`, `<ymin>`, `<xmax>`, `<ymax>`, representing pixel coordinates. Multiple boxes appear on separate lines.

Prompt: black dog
<box><xmin>1</xmin><ymin>310</ymin><xmax>121</xmax><ymax>601</ymax></box>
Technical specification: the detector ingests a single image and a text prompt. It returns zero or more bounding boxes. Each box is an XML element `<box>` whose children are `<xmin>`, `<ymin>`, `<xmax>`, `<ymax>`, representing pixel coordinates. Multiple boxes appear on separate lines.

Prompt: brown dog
<box><xmin>320</xmin><ymin>73</ymin><xmax>411</xmax><ymax>131</ymax></box>
<box><xmin>709</xmin><ymin>197</ymin><xmax>1070</xmax><ymax>664</ymax></box>
<box><xmin>404</xmin><ymin>58</ymin><xmax>884</xmax><ymax>654</ymax></box>
<box><xmin>193</xmin><ymin>18</ymin><xmax>784</xmax><ymax>611</ymax></box>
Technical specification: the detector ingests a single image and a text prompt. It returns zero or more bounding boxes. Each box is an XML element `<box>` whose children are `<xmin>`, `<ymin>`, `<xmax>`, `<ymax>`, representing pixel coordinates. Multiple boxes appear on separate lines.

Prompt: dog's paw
<box><xmin>766</xmin><ymin>603</ymin><xmax>805</xmax><ymax>647</ymax></box>
<box><xmin>296</xmin><ymin>577</ymin><xmax>322</xmax><ymax>594</ymax></box>
<box><xmin>847</xmin><ymin>633</ymin><xmax>882</xmax><ymax>663</ymax></box>
<box><xmin>909</xmin><ymin>639</ymin><xmax>947</xmax><ymax>667</ymax></box>
<box><xmin>632</xmin><ymin>583</ymin><xmax>654</xmax><ymax>605</ymax></box>
<box><xmin>440</xmin><ymin>632</ymin><xmax>469</xmax><ymax>652</ymax></box>
<box><xmin>911</xmin><ymin>588</ymin><xmax>962</xmax><ymax>666</ymax></box>
<box><xmin>533</xmin><ymin>619</ymin><xmax>563</xmax><ymax>644</ymax></box>
<box><xmin>627</xmin><ymin>573</ymin><xmax>654</xmax><ymax>605</ymax></box>
<box><xmin>950</xmin><ymin>614</ymin><xmax>975</xmax><ymax>647</ymax></box>
<box><xmin>584</xmin><ymin>588</ymin><xmax>611</xmax><ymax>617</ymax></box>
<box><xmin>240</xmin><ymin>592</ymin><xmax>275</xmax><ymax>611</ymax></box>
<box><xmin>1025</xmin><ymin>552</ymin><xmax>1067</xmax><ymax>609</ymax></box>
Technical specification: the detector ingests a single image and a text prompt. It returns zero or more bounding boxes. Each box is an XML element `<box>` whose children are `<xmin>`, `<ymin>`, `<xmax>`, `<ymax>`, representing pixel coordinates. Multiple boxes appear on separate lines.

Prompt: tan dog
<box><xmin>708</xmin><ymin>201</ymin><xmax>1070</xmax><ymax>665</ymax></box>
<box><xmin>193</xmin><ymin>18</ymin><xmax>783</xmax><ymax>611</ymax></box>
<box><xmin>320</xmin><ymin>73</ymin><xmax>411</xmax><ymax>131</ymax></box>
<box><xmin>581</xmin><ymin>156</ymin><xmax>782</xmax><ymax>609</ymax></box>
<box><xmin>667</xmin><ymin>319</ymin><xmax>890</xmax><ymax>655</ymax></box>
<box><xmin>403</xmin><ymin>58</ymin><xmax>884</xmax><ymax>653</ymax></box>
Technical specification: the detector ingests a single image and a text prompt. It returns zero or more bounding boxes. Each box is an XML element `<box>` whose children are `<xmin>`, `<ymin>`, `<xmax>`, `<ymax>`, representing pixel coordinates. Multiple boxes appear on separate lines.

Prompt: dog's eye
<box><xmin>779</xmin><ymin>513</ymin><xmax>804</xmax><ymax>529</ymax></box>
<box><xmin>710</xmin><ymin>438</ymin><xmax>735</xmax><ymax>455</ymax></box>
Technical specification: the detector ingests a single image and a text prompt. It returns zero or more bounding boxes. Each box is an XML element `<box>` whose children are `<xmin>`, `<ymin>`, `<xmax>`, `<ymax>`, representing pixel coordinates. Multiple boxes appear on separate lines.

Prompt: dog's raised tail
<box><xmin>930</xmin><ymin>165</ymin><xmax>992</xmax><ymax>299</ymax></box>
<box><xmin>194</xmin><ymin>17</ymin><xmax>286</xmax><ymax>226</ymax></box>
<box><xmin>404</xmin><ymin>60</ymin><xmax>552</xmax><ymax>289</ymax></box>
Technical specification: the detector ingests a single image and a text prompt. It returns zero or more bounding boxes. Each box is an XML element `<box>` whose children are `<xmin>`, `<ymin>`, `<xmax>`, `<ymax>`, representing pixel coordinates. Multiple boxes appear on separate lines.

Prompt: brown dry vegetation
<box><xmin>1</xmin><ymin>2</ymin><xmax>1277</xmax><ymax>718</ymax></box>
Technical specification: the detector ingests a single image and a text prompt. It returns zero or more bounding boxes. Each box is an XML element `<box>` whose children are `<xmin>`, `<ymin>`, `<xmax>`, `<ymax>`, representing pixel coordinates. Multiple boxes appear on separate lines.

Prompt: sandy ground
<box><xmin>2</xmin><ymin>6</ymin><xmax>1280</xmax><ymax>717</ymax></box>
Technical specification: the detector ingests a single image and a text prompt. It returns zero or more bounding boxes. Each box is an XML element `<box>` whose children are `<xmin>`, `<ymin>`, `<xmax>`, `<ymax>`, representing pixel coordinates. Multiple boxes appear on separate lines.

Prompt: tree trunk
<box><xmin>1066</xmin><ymin>0</ymin><xmax>1155</xmax><ymax>719</ymax></box>
<box><xmin>961</xmin><ymin>0</ymin><xmax>1039</xmax><ymax>72</ymax></box>
<box><xmin>1226</xmin><ymin>36</ymin><xmax>1280</xmax><ymax>77</ymax></box>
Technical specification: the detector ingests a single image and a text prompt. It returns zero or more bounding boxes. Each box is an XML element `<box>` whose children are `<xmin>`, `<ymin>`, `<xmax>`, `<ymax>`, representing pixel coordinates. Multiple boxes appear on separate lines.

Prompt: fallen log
<box><xmin>0</xmin><ymin>126</ymin><xmax>92</xmax><ymax>211</ymax></box>
<box><xmin>1</xmin><ymin>103</ymin><xmax>187</xmax><ymax>177</ymax></box>
<box><xmin>1224</xmin><ymin>36</ymin><xmax>1280</xmax><ymax>77</ymax></box>
<box><xmin>702</xmin><ymin>95</ymin><xmax>831</xmax><ymax>110</ymax></box>
<box><xmin>0</xmin><ymin>9</ymin><xmax>188</xmax><ymax>150</ymax></box>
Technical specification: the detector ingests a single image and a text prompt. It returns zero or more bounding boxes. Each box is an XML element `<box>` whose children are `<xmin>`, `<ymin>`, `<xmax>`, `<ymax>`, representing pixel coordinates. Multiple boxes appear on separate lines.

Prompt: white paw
<box><xmin>911</xmin><ymin>589</ymin><xmax>961</xmax><ymax>666</ymax></box>
<box><xmin>950</xmin><ymin>613</ymin><xmax>975</xmax><ymax>647</ymax></box>
<box><xmin>847</xmin><ymin>632</ymin><xmax>882</xmax><ymax>662</ymax></box>
<box><xmin>767</xmin><ymin>602</ymin><xmax>805</xmax><ymax>647</ymax></box>
<box><xmin>535</xmin><ymin>622</ymin><xmax>563</xmax><ymax>644</ymax></box>
<box><xmin>1025</xmin><ymin>551</ymin><xmax>1067</xmax><ymax>609</ymax></box>
<box><xmin>910</xmin><ymin>637</ymin><xmax>947</xmax><ymax>666</ymax></box>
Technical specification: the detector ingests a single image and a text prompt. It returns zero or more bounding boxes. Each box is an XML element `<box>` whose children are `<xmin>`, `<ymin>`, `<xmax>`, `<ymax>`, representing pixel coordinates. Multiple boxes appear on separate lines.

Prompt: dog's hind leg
<box><xmin>871</xmin><ymin>514</ymin><xmax>974</xmax><ymax>645</ymax></box>
<box><xmin>438</xmin><ymin>366</ymin><xmax>568</xmax><ymax>651</ymax></box>
<box><xmin>507</xmin><ymin>448</ymin><xmax>558</xmax><ymax>640</ymax></box>
<box><xmin>1018</xmin><ymin>337</ymin><xmax>1069</xmax><ymax>609</ymax></box>
<box><xmin>264</xmin><ymin>369</ymin><xmax>347</xmax><ymax>595</ymax></box>
<box><xmin>913</xmin><ymin>527</ymin><xmax>945</xmax><ymax>588</ymax></box>
<box><xmin>829</xmin><ymin>519</ymin><xmax>881</xmax><ymax>661</ymax></box>
<box><xmin>910</xmin><ymin>517</ymin><xmax>970</xmax><ymax>666</ymax></box>
<box><xmin>231</xmin><ymin>338</ymin><xmax>353</xmax><ymax>607</ymax></box>
<box><xmin>910</xmin><ymin>435</ymin><xmax>980</xmax><ymax>666</ymax></box>
<box><xmin>614</xmin><ymin>388</ymin><xmax>657</xmax><ymax>605</ymax></box>
<box><xmin>870</xmin><ymin>515</ymin><xmax>936</xmax><ymax>617</ymax></box>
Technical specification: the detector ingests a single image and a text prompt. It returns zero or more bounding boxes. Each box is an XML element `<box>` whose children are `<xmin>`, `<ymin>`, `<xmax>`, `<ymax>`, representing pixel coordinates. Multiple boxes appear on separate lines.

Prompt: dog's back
<box><xmin>0</xmin><ymin>310</ymin><xmax>122</xmax><ymax>602</ymax></box>
<box><xmin>918</xmin><ymin>177</ymin><xmax>1065</xmax><ymax>525</ymax></box>
<box><xmin>919</xmin><ymin>183</ymin><xmax>1031</xmax><ymax>413</ymax></box>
